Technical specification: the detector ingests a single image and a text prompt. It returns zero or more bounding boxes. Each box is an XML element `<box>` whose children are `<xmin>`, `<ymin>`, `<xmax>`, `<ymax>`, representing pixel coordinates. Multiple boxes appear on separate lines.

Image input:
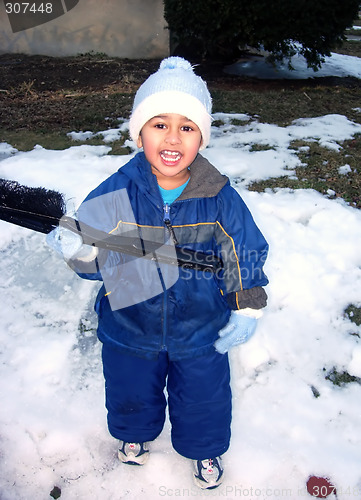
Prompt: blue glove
<box><xmin>214</xmin><ymin>311</ymin><xmax>258</xmax><ymax>354</ymax></box>
<box><xmin>46</xmin><ymin>226</ymin><xmax>83</xmax><ymax>260</ymax></box>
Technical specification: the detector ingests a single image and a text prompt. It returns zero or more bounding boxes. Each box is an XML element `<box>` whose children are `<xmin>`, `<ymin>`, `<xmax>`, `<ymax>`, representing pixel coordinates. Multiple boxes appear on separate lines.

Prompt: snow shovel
<box><xmin>0</xmin><ymin>178</ymin><xmax>222</xmax><ymax>273</ymax></box>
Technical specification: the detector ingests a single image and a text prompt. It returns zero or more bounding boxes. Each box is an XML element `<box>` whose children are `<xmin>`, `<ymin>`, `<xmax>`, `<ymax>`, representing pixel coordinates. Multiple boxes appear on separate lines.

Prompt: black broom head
<box><xmin>0</xmin><ymin>178</ymin><xmax>67</xmax><ymax>233</ymax></box>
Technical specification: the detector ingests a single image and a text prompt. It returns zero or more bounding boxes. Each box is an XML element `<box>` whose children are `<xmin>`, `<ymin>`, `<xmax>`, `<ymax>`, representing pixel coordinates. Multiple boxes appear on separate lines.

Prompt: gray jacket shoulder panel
<box><xmin>177</xmin><ymin>154</ymin><xmax>229</xmax><ymax>201</ymax></box>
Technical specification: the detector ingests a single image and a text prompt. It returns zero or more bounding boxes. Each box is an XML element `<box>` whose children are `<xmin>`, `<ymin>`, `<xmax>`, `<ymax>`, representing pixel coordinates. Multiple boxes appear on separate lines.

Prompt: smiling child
<box><xmin>58</xmin><ymin>57</ymin><xmax>269</xmax><ymax>489</ymax></box>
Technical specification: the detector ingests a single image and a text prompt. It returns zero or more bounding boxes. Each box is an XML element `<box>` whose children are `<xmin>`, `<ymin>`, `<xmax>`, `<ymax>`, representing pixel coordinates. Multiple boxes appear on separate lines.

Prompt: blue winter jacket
<box><xmin>70</xmin><ymin>152</ymin><xmax>268</xmax><ymax>360</ymax></box>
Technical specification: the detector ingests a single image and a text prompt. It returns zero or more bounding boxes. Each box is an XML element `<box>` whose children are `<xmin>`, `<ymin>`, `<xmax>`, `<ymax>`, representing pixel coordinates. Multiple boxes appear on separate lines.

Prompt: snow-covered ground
<box><xmin>225</xmin><ymin>50</ymin><xmax>361</xmax><ymax>79</ymax></box>
<box><xmin>1</xmin><ymin>55</ymin><xmax>361</xmax><ymax>500</ymax></box>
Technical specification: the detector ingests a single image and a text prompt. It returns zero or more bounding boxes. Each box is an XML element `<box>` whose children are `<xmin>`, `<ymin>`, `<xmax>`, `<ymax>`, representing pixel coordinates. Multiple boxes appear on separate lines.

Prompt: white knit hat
<box><xmin>129</xmin><ymin>57</ymin><xmax>212</xmax><ymax>150</ymax></box>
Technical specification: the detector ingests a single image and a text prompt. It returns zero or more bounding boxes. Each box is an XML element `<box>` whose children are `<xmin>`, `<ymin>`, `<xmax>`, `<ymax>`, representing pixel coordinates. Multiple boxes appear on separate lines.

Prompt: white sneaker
<box><xmin>193</xmin><ymin>456</ymin><xmax>224</xmax><ymax>489</ymax></box>
<box><xmin>118</xmin><ymin>441</ymin><xmax>149</xmax><ymax>465</ymax></box>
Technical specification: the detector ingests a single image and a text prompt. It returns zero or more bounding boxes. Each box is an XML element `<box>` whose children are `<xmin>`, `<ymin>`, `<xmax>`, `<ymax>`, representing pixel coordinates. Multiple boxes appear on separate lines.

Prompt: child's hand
<box><xmin>46</xmin><ymin>226</ymin><xmax>84</xmax><ymax>260</ymax></box>
<box><xmin>214</xmin><ymin>310</ymin><xmax>260</xmax><ymax>354</ymax></box>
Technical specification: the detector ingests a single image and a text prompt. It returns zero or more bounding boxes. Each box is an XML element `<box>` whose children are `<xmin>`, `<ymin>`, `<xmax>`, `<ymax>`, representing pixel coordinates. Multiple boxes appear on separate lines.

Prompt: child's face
<box><xmin>137</xmin><ymin>113</ymin><xmax>202</xmax><ymax>188</ymax></box>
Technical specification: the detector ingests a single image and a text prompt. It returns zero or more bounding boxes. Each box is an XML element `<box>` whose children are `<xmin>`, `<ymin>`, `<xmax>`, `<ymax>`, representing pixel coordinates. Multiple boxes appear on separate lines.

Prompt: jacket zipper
<box><xmin>160</xmin><ymin>203</ymin><xmax>177</xmax><ymax>351</ymax></box>
<box><xmin>163</xmin><ymin>203</ymin><xmax>178</xmax><ymax>244</ymax></box>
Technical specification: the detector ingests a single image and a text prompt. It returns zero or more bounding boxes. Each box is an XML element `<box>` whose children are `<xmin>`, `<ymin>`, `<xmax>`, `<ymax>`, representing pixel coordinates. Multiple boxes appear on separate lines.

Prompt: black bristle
<box><xmin>0</xmin><ymin>178</ymin><xmax>66</xmax><ymax>219</ymax></box>
<box><xmin>0</xmin><ymin>178</ymin><xmax>67</xmax><ymax>233</ymax></box>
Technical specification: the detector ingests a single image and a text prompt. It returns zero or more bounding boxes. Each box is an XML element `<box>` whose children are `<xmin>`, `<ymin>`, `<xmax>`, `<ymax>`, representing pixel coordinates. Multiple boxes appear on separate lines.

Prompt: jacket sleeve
<box><xmin>214</xmin><ymin>185</ymin><xmax>269</xmax><ymax>310</ymax></box>
<box><xmin>66</xmin><ymin>246</ymin><xmax>105</xmax><ymax>281</ymax></box>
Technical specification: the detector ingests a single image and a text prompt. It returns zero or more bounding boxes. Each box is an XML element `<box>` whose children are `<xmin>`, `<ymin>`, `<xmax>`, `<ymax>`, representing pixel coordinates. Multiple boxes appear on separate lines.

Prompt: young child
<box><xmin>51</xmin><ymin>57</ymin><xmax>268</xmax><ymax>489</ymax></box>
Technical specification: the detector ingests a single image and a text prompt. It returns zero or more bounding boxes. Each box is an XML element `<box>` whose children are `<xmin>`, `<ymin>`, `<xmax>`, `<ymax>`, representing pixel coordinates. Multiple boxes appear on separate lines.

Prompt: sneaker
<box><xmin>118</xmin><ymin>441</ymin><xmax>149</xmax><ymax>465</ymax></box>
<box><xmin>193</xmin><ymin>456</ymin><xmax>224</xmax><ymax>489</ymax></box>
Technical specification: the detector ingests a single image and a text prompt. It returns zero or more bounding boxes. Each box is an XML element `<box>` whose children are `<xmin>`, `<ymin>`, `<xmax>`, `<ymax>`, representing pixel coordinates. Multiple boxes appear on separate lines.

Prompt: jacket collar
<box><xmin>178</xmin><ymin>154</ymin><xmax>229</xmax><ymax>200</ymax></box>
<box><xmin>119</xmin><ymin>151</ymin><xmax>229</xmax><ymax>203</ymax></box>
<box><xmin>119</xmin><ymin>152</ymin><xmax>162</xmax><ymax>206</ymax></box>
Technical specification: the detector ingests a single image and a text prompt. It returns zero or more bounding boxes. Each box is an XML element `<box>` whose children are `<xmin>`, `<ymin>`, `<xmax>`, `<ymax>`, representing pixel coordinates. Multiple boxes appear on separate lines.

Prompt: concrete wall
<box><xmin>0</xmin><ymin>0</ymin><xmax>169</xmax><ymax>58</ymax></box>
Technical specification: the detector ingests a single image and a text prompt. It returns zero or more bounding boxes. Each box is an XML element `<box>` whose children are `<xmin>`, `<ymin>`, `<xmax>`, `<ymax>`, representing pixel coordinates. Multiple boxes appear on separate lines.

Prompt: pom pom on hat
<box><xmin>129</xmin><ymin>57</ymin><xmax>212</xmax><ymax>150</ymax></box>
<box><xmin>159</xmin><ymin>56</ymin><xmax>193</xmax><ymax>71</ymax></box>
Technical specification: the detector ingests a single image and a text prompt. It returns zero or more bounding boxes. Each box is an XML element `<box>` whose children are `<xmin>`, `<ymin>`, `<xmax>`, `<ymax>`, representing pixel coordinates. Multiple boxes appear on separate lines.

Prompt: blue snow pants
<box><xmin>101</xmin><ymin>345</ymin><xmax>232</xmax><ymax>460</ymax></box>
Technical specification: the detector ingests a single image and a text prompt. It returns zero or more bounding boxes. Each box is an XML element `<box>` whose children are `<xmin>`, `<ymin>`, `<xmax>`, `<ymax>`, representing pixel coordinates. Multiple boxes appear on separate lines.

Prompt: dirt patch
<box><xmin>0</xmin><ymin>54</ymin><xmax>160</xmax><ymax>132</ymax></box>
<box><xmin>0</xmin><ymin>53</ymin><xmax>160</xmax><ymax>92</ymax></box>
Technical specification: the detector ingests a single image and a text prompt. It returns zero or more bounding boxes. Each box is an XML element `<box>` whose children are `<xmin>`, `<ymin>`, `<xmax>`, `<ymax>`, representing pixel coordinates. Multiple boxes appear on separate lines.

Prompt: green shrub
<box><xmin>164</xmin><ymin>0</ymin><xmax>360</xmax><ymax>69</ymax></box>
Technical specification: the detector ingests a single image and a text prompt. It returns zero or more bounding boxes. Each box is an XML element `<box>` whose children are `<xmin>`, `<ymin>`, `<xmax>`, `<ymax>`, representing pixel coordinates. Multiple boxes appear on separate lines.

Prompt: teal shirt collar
<box><xmin>158</xmin><ymin>178</ymin><xmax>190</xmax><ymax>205</ymax></box>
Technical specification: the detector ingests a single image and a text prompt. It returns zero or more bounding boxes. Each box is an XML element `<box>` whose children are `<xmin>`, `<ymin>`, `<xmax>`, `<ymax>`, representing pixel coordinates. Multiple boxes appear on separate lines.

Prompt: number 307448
<box><xmin>5</xmin><ymin>3</ymin><xmax>53</xmax><ymax>14</ymax></box>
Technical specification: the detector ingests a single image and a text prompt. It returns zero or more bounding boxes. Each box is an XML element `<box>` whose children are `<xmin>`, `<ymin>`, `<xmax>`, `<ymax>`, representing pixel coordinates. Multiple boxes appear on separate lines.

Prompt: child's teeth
<box><xmin>161</xmin><ymin>151</ymin><xmax>181</xmax><ymax>162</ymax></box>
